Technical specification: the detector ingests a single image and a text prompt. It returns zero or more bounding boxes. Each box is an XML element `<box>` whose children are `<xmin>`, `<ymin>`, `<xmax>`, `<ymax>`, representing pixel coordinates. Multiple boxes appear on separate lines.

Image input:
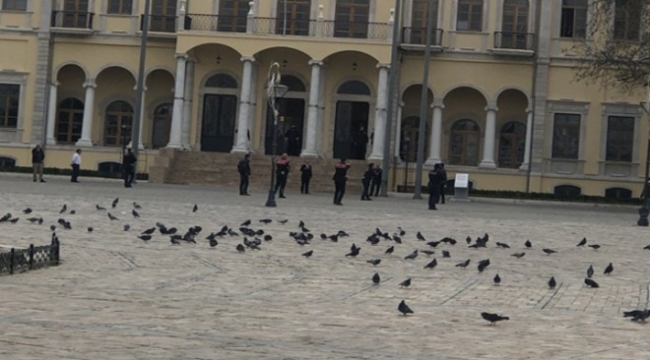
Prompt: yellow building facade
<box><xmin>0</xmin><ymin>0</ymin><xmax>646</xmax><ymax>198</ymax></box>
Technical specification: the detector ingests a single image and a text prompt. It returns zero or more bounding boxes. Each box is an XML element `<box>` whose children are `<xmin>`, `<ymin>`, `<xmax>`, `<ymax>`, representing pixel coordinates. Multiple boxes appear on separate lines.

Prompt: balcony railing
<box><xmin>401</xmin><ymin>27</ymin><xmax>444</xmax><ymax>46</ymax></box>
<box><xmin>493</xmin><ymin>32</ymin><xmax>535</xmax><ymax>51</ymax></box>
<box><xmin>51</xmin><ymin>10</ymin><xmax>94</xmax><ymax>29</ymax></box>
<box><xmin>141</xmin><ymin>14</ymin><xmax>176</xmax><ymax>33</ymax></box>
<box><xmin>183</xmin><ymin>14</ymin><xmax>390</xmax><ymax>40</ymax></box>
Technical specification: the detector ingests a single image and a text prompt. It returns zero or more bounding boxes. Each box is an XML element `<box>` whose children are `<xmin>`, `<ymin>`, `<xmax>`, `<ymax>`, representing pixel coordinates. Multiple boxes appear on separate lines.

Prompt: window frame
<box><xmin>448</xmin><ymin>119</ymin><xmax>481</xmax><ymax>166</ymax></box>
<box><xmin>456</xmin><ymin>0</ymin><xmax>484</xmax><ymax>32</ymax></box>
<box><xmin>55</xmin><ymin>97</ymin><xmax>85</xmax><ymax>144</ymax></box>
<box><xmin>107</xmin><ymin>0</ymin><xmax>133</xmax><ymax>15</ymax></box>
<box><xmin>333</xmin><ymin>0</ymin><xmax>371</xmax><ymax>39</ymax></box>
<box><xmin>559</xmin><ymin>0</ymin><xmax>588</xmax><ymax>39</ymax></box>
<box><xmin>613</xmin><ymin>0</ymin><xmax>641</xmax><ymax>41</ymax></box>
<box><xmin>605</xmin><ymin>115</ymin><xmax>635</xmax><ymax>162</ymax></box>
<box><xmin>1</xmin><ymin>0</ymin><xmax>27</xmax><ymax>11</ymax></box>
<box><xmin>103</xmin><ymin>100</ymin><xmax>134</xmax><ymax>147</ymax></box>
<box><xmin>551</xmin><ymin>112</ymin><xmax>581</xmax><ymax>160</ymax></box>
<box><xmin>0</xmin><ymin>84</ymin><xmax>20</xmax><ymax>129</ymax></box>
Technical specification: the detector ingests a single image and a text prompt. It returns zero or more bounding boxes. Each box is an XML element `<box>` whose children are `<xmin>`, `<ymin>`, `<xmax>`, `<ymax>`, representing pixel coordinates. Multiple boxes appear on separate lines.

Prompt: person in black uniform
<box><xmin>333</xmin><ymin>158</ymin><xmax>350</xmax><ymax>205</ymax></box>
<box><xmin>300</xmin><ymin>162</ymin><xmax>312</xmax><ymax>194</ymax></box>
<box><xmin>352</xmin><ymin>125</ymin><xmax>368</xmax><ymax>160</ymax></box>
<box><xmin>361</xmin><ymin>163</ymin><xmax>374</xmax><ymax>201</ymax></box>
<box><xmin>428</xmin><ymin>163</ymin><xmax>444</xmax><ymax>210</ymax></box>
<box><xmin>238</xmin><ymin>154</ymin><xmax>251</xmax><ymax>196</ymax></box>
<box><xmin>284</xmin><ymin>125</ymin><xmax>301</xmax><ymax>157</ymax></box>
<box><xmin>438</xmin><ymin>163</ymin><xmax>448</xmax><ymax>204</ymax></box>
<box><xmin>122</xmin><ymin>148</ymin><xmax>137</xmax><ymax>188</ymax></box>
<box><xmin>370</xmin><ymin>166</ymin><xmax>382</xmax><ymax>197</ymax></box>
<box><xmin>274</xmin><ymin>153</ymin><xmax>290</xmax><ymax>198</ymax></box>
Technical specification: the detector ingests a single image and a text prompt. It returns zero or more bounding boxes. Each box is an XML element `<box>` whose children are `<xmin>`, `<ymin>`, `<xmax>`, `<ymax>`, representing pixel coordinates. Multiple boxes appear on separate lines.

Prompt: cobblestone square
<box><xmin>0</xmin><ymin>175</ymin><xmax>648</xmax><ymax>360</ymax></box>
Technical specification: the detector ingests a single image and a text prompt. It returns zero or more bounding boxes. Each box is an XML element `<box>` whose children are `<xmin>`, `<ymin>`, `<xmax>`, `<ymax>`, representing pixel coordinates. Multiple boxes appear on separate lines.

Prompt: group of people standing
<box><xmin>237</xmin><ymin>153</ymin><xmax>313</xmax><ymax>198</ymax></box>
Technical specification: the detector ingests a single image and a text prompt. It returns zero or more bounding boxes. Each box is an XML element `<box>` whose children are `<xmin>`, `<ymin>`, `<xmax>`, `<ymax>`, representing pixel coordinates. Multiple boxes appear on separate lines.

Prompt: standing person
<box><xmin>300</xmin><ymin>161</ymin><xmax>312</xmax><ymax>194</ymax></box>
<box><xmin>428</xmin><ymin>164</ymin><xmax>444</xmax><ymax>210</ymax></box>
<box><xmin>238</xmin><ymin>153</ymin><xmax>251</xmax><ymax>196</ymax></box>
<box><xmin>438</xmin><ymin>163</ymin><xmax>448</xmax><ymax>204</ymax></box>
<box><xmin>122</xmin><ymin>148</ymin><xmax>137</xmax><ymax>188</ymax></box>
<box><xmin>352</xmin><ymin>125</ymin><xmax>368</xmax><ymax>160</ymax></box>
<box><xmin>284</xmin><ymin>125</ymin><xmax>301</xmax><ymax>157</ymax></box>
<box><xmin>361</xmin><ymin>163</ymin><xmax>374</xmax><ymax>201</ymax></box>
<box><xmin>370</xmin><ymin>166</ymin><xmax>382</xmax><ymax>197</ymax></box>
<box><xmin>70</xmin><ymin>149</ymin><xmax>82</xmax><ymax>183</ymax></box>
<box><xmin>274</xmin><ymin>153</ymin><xmax>290</xmax><ymax>198</ymax></box>
<box><xmin>332</xmin><ymin>158</ymin><xmax>350</xmax><ymax>205</ymax></box>
<box><xmin>31</xmin><ymin>144</ymin><xmax>45</xmax><ymax>183</ymax></box>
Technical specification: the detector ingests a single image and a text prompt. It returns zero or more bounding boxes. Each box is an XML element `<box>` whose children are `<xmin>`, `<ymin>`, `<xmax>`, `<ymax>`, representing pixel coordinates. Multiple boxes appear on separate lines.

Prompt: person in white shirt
<box><xmin>70</xmin><ymin>149</ymin><xmax>82</xmax><ymax>183</ymax></box>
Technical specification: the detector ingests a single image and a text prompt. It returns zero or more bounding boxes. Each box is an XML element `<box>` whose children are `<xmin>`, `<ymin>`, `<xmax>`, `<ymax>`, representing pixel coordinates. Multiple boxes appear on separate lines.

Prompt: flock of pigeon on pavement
<box><xmin>4</xmin><ymin>196</ymin><xmax>650</xmax><ymax>324</ymax></box>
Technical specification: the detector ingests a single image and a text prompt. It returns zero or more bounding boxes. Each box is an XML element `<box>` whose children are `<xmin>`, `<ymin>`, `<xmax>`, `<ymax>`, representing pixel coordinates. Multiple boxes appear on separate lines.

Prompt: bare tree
<box><xmin>572</xmin><ymin>0</ymin><xmax>650</xmax><ymax>92</ymax></box>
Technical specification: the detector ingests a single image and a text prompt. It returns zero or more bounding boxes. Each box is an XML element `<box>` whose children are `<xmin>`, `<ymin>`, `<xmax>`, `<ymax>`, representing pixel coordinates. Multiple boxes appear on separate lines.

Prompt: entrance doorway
<box><xmin>265</xmin><ymin>98</ymin><xmax>305</xmax><ymax>156</ymax></box>
<box><xmin>333</xmin><ymin>101</ymin><xmax>370</xmax><ymax>160</ymax></box>
<box><xmin>200</xmin><ymin>94</ymin><xmax>238</xmax><ymax>152</ymax></box>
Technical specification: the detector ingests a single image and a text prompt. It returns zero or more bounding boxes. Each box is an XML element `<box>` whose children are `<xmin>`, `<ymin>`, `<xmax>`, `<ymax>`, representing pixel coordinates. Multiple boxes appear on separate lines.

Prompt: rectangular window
<box><xmin>560</xmin><ymin>0</ymin><xmax>587</xmax><ymax>38</ymax></box>
<box><xmin>334</xmin><ymin>0</ymin><xmax>370</xmax><ymax>38</ymax></box>
<box><xmin>606</xmin><ymin>116</ymin><xmax>634</xmax><ymax>162</ymax></box>
<box><xmin>552</xmin><ymin>113</ymin><xmax>581</xmax><ymax>159</ymax></box>
<box><xmin>0</xmin><ymin>84</ymin><xmax>19</xmax><ymax>128</ymax></box>
<box><xmin>456</xmin><ymin>0</ymin><xmax>483</xmax><ymax>31</ymax></box>
<box><xmin>217</xmin><ymin>0</ymin><xmax>249</xmax><ymax>33</ymax></box>
<box><xmin>2</xmin><ymin>0</ymin><xmax>27</xmax><ymax>11</ymax></box>
<box><xmin>107</xmin><ymin>0</ymin><xmax>133</xmax><ymax>15</ymax></box>
<box><xmin>614</xmin><ymin>0</ymin><xmax>641</xmax><ymax>40</ymax></box>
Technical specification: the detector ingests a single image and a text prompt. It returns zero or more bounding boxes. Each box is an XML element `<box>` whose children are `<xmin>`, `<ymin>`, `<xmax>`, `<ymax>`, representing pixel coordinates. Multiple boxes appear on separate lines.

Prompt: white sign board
<box><xmin>455</xmin><ymin>173</ymin><xmax>469</xmax><ymax>189</ymax></box>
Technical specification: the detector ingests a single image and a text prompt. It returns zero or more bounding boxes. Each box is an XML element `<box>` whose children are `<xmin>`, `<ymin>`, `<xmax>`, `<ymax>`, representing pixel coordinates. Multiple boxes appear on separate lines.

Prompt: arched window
<box><xmin>498</xmin><ymin>121</ymin><xmax>526</xmax><ymax>168</ymax></box>
<box><xmin>0</xmin><ymin>156</ymin><xmax>15</xmax><ymax>170</ymax></box>
<box><xmin>449</xmin><ymin>119</ymin><xmax>480</xmax><ymax>166</ymax></box>
<box><xmin>554</xmin><ymin>185</ymin><xmax>582</xmax><ymax>197</ymax></box>
<box><xmin>337</xmin><ymin>80</ymin><xmax>371</xmax><ymax>95</ymax></box>
<box><xmin>501</xmin><ymin>0</ymin><xmax>529</xmax><ymax>49</ymax></box>
<box><xmin>151</xmin><ymin>103</ymin><xmax>172</xmax><ymax>149</ymax></box>
<box><xmin>605</xmin><ymin>187</ymin><xmax>632</xmax><ymax>200</ymax></box>
<box><xmin>56</xmin><ymin>98</ymin><xmax>84</xmax><ymax>144</ymax></box>
<box><xmin>104</xmin><ymin>101</ymin><xmax>133</xmax><ymax>147</ymax></box>
<box><xmin>205</xmin><ymin>73</ymin><xmax>238</xmax><ymax>88</ymax></box>
<box><xmin>281</xmin><ymin>75</ymin><xmax>306</xmax><ymax>92</ymax></box>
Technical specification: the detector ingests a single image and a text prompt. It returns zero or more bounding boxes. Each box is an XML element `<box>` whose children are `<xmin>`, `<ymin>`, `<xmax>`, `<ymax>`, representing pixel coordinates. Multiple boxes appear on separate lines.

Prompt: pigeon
<box><xmin>22</xmin><ymin>208</ymin><xmax>32</xmax><ymax>214</ymax></box>
<box><xmin>345</xmin><ymin>244</ymin><xmax>360</xmax><ymax>257</ymax></box>
<box><xmin>299</xmin><ymin>220</ymin><xmax>305</xmax><ymax>228</ymax></box>
<box><xmin>367</xmin><ymin>259</ymin><xmax>381</xmax><ymax>266</ymax></box>
<box><xmin>441</xmin><ymin>250</ymin><xmax>450</xmax><ymax>258</ymax></box>
<box><xmin>481</xmin><ymin>312</ymin><xmax>509</xmax><ymax>325</ymax></box>
<box><xmin>69</xmin><ymin>210</ymin><xmax>76</xmax><ymax>215</ymax></box>
<box><xmin>466</xmin><ymin>236</ymin><xmax>472</xmax><ymax>244</ymax></box>
<box><xmin>398</xmin><ymin>300</ymin><xmax>414</xmax><ymax>315</ymax></box>
<box><xmin>372</xmin><ymin>272</ymin><xmax>380</xmax><ymax>284</ymax></box>
<box><xmin>209</xmin><ymin>238</ymin><xmax>218</xmax><ymax>247</ymax></box>
<box><xmin>424</xmin><ymin>258</ymin><xmax>438</xmax><ymax>269</ymax></box>
<box><xmin>588</xmin><ymin>244</ymin><xmax>601</xmax><ymax>250</ymax></box>
<box><xmin>192</xmin><ymin>204</ymin><xmax>198</xmax><ymax>213</ymax></box>
<box><xmin>263</xmin><ymin>235</ymin><xmax>273</xmax><ymax>241</ymax></box>
<box><xmin>50</xmin><ymin>225</ymin><xmax>56</xmax><ymax>231</ymax></box>
<box><xmin>123</xmin><ymin>224</ymin><xmax>131</xmax><ymax>231</ymax></box>
<box><xmin>302</xmin><ymin>250</ymin><xmax>313</xmax><ymax>258</ymax></box>
<box><xmin>320</xmin><ymin>233</ymin><xmax>327</xmax><ymax>240</ymax></box>
<box><xmin>133</xmin><ymin>202</ymin><xmax>142</xmax><ymax>210</ymax></box>
<box><xmin>96</xmin><ymin>205</ymin><xmax>106</xmax><ymax>211</ymax></box>
<box><xmin>112</xmin><ymin>198</ymin><xmax>119</xmax><ymax>208</ymax></box>
<box><xmin>496</xmin><ymin>242</ymin><xmax>510</xmax><ymax>249</ymax></box>
<box><xmin>142</xmin><ymin>227</ymin><xmax>156</xmax><ymax>235</ymax></box>
<box><xmin>170</xmin><ymin>237</ymin><xmax>181</xmax><ymax>245</ymax></box>
<box><xmin>108</xmin><ymin>213</ymin><xmax>119</xmax><ymax>221</ymax></box>
<box><xmin>427</xmin><ymin>241</ymin><xmax>441</xmax><ymax>248</ymax></box>
<box><xmin>493</xmin><ymin>273</ymin><xmax>501</xmax><ymax>285</ymax></box>
<box><xmin>393</xmin><ymin>235</ymin><xmax>402</xmax><ymax>243</ymax></box>
<box><xmin>138</xmin><ymin>234</ymin><xmax>152</xmax><ymax>241</ymax></box>
<box><xmin>478</xmin><ymin>259</ymin><xmax>490</xmax><ymax>273</ymax></box>
<box><xmin>624</xmin><ymin>309</ymin><xmax>650</xmax><ymax>322</ymax></box>
<box><xmin>27</xmin><ymin>217</ymin><xmax>41</xmax><ymax>224</ymax></box>
<box><xmin>604</xmin><ymin>262</ymin><xmax>613</xmax><ymax>275</ymax></box>
<box><xmin>584</xmin><ymin>278</ymin><xmax>599</xmax><ymax>288</ymax></box>
<box><xmin>9</xmin><ymin>218</ymin><xmax>19</xmax><ymax>224</ymax></box>
<box><xmin>416</xmin><ymin>232</ymin><xmax>426</xmax><ymax>241</ymax></box>
<box><xmin>397</xmin><ymin>226</ymin><xmax>406</xmax><ymax>236</ymax></box>
<box><xmin>441</xmin><ymin>237</ymin><xmax>457</xmax><ymax>245</ymax></box>
<box><xmin>524</xmin><ymin>240</ymin><xmax>532</xmax><ymax>248</ymax></box>
<box><xmin>59</xmin><ymin>204</ymin><xmax>67</xmax><ymax>214</ymax></box>
<box><xmin>278</xmin><ymin>219</ymin><xmax>288</xmax><ymax>225</ymax></box>
<box><xmin>87</xmin><ymin>227</ymin><xmax>93</xmax><ymax>232</ymax></box>
<box><xmin>132</xmin><ymin>209</ymin><xmax>140</xmax><ymax>218</ymax></box>
<box><xmin>236</xmin><ymin>244</ymin><xmax>245</xmax><ymax>252</ymax></box>
<box><xmin>456</xmin><ymin>259</ymin><xmax>471</xmax><ymax>268</ymax></box>
<box><xmin>259</xmin><ymin>219</ymin><xmax>272</xmax><ymax>224</ymax></box>
<box><xmin>587</xmin><ymin>265</ymin><xmax>594</xmax><ymax>278</ymax></box>
<box><xmin>241</xmin><ymin>219</ymin><xmax>251</xmax><ymax>227</ymax></box>
<box><xmin>404</xmin><ymin>250</ymin><xmax>418</xmax><ymax>260</ymax></box>
<box><xmin>421</xmin><ymin>250</ymin><xmax>435</xmax><ymax>256</ymax></box>
<box><xmin>385</xmin><ymin>246</ymin><xmax>394</xmax><ymax>254</ymax></box>
<box><xmin>548</xmin><ymin>276</ymin><xmax>556</xmax><ymax>289</ymax></box>
<box><xmin>399</xmin><ymin>278</ymin><xmax>412</xmax><ymax>288</ymax></box>
<box><xmin>0</xmin><ymin>213</ymin><xmax>11</xmax><ymax>222</ymax></box>
<box><xmin>577</xmin><ymin>238</ymin><xmax>587</xmax><ymax>247</ymax></box>
<box><xmin>644</xmin><ymin>244</ymin><xmax>650</xmax><ymax>250</ymax></box>
<box><xmin>542</xmin><ymin>248</ymin><xmax>557</xmax><ymax>255</ymax></box>
<box><xmin>511</xmin><ymin>252</ymin><xmax>526</xmax><ymax>258</ymax></box>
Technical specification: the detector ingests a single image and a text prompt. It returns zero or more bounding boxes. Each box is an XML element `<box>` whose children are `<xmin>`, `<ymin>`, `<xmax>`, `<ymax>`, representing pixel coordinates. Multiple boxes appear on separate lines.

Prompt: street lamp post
<box><xmin>265</xmin><ymin>62</ymin><xmax>289</xmax><ymax>208</ymax></box>
<box><xmin>637</xmin><ymin>78</ymin><xmax>650</xmax><ymax>226</ymax></box>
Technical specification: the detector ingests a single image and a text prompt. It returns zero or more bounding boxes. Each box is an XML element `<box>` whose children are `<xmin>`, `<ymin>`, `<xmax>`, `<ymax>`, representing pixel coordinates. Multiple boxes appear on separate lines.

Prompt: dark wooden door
<box><xmin>201</xmin><ymin>94</ymin><xmax>238</xmax><ymax>152</ymax></box>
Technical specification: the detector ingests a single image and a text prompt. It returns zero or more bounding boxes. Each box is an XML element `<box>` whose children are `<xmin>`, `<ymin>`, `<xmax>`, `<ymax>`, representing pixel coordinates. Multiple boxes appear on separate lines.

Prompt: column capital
<box><xmin>431</xmin><ymin>98</ymin><xmax>445</xmax><ymax>109</ymax></box>
<box><xmin>484</xmin><ymin>105</ymin><xmax>499</xmax><ymax>112</ymax></box>
<box><xmin>175</xmin><ymin>53</ymin><xmax>189</xmax><ymax>60</ymax></box>
<box><xmin>376</xmin><ymin>63</ymin><xmax>391</xmax><ymax>69</ymax></box>
<box><xmin>186</xmin><ymin>56</ymin><xmax>198</xmax><ymax>64</ymax></box>
<box><xmin>525</xmin><ymin>107</ymin><xmax>533</xmax><ymax>114</ymax></box>
<box><xmin>51</xmin><ymin>81</ymin><xmax>60</xmax><ymax>87</ymax></box>
<box><xmin>240</xmin><ymin>56</ymin><xmax>256</xmax><ymax>63</ymax></box>
<box><xmin>83</xmin><ymin>79</ymin><xmax>96</xmax><ymax>89</ymax></box>
<box><xmin>308</xmin><ymin>60</ymin><xmax>324</xmax><ymax>66</ymax></box>
<box><xmin>399</xmin><ymin>101</ymin><xmax>405</xmax><ymax>107</ymax></box>
<box><xmin>133</xmin><ymin>85</ymin><xmax>148</xmax><ymax>92</ymax></box>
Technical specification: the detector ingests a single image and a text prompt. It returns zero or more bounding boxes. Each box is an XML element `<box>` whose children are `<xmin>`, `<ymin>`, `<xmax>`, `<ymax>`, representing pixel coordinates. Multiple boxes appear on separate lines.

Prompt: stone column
<box><xmin>45</xmin><ymin>81</ymin><xmax>59</xmax><ymax>146</ymax></box>
<box><xmin>394</xmin><ymin>102</ymin><xmax>404</xmax><ymax>160</ymax></box>
<box><xmin>519</xmin><ymin>109</ymin><xmax>533</xmax><ymax>171</ymax></box>
<box><xmin>425</xmin><ymin>99</ymin><xmax>444</xmax><ymax>165</ymax></box>
<box><xmin>232</xmin><ymin>56</ymin><xmax>255</xmax><ymax>154</ymax></box>
<box><xmin>182</xmin><ymin>58</ymin><xmax>196</xmax><ymax>148</ymax></box>
<box><xmin>247</xmin><ymin>62</ymin><xmax>258</xmax><ymax>151</ymax></box>
<box><xmin>301</xmin><ymin>60</ymin><xmax>322</xmax><ymax>158</ymax></box>
<box><xmin>167</xmin><ymin>53</ymin><xmax>188</xmax><ymax>148</ymax></box>
<box><xmin>134</xmin><ymin>86</ymin><xmax>147</xmax><ymax>149</ymax></box>
<box><xmin>479</xmin><ymin>105</ymin><xmax>498</xmax><ymax>169</ymax></box>
<box><xmin>76</xmin><ymin>79</ymin><xmax>96</xmax><ymax>147</ymax></box>
<box><xmin>369</xmin><ymin>64</ymin><xmax>390</xmax><ymax>160</ymax></box>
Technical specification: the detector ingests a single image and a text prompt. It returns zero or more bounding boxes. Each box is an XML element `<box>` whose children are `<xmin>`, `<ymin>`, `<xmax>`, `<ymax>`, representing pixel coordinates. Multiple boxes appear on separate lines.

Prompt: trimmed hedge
<box><xmin>0</xmin><ymin>166</ymin><xmax>148</xmax><ymax>181</ymax></box>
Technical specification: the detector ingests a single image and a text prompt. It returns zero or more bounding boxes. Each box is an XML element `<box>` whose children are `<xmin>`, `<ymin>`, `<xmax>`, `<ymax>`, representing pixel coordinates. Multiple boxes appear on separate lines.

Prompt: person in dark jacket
<box><xmin>122</xmin><ymin>148</ymin><xmax>137</xmax><ymax>188</ymax></box>
<box><xmin>274</xmin><ymin>153</ymin><xmax>290</xmax><ymax>198</ymax></box>
<box><xmin>438</xmin><ymin>163</ymin><xmax>448</xmax><ymax>204</ymax></box>
<box><xmin>284</xmin><ymin>125</ymin><xmax>301</xmax><ymax>157</ymax></box>
<box><xmin>428</xmin><ymin>163</ymin><xmax>444</xmax><ymax>210</ymax></box>
<box><xmin>370</xmin><ymin>166</ymin><xmax>382</xmax><ymax>197</ymax></box>
<box><xmin>361</xmin><ymin>163</ymin><xmax>374</xmax><ymax>200</ymax></box>
<box><xmin>300</xmin><ymin>162</ymin><xmax>312</xmax><ymax>194</ymax></box>
<box><xmin>32</xmin><ymin>144</ymin><xmax>45</xmax><ymax>183</ymax></box>
<box><xmin>238</xmin><ymin>154</ymin><xmax>251</xmax><ymax>196</ymax></box>
<box><xmin>352</xmin><ymin>125</ymin><xmax>368</xmax><ymax>160</ymax></box>
<box><xmin>333</xmin><ymin>158</ymin><xmax>350</xmax><ymax>205</ymax></box>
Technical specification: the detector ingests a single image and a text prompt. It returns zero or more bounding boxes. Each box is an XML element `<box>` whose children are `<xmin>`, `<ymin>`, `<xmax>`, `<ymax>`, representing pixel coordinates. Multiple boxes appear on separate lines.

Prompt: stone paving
<box><xmin>0</xmin><ymin>175</ymin><xmax>649</xmax><ymax>359</ymax></box>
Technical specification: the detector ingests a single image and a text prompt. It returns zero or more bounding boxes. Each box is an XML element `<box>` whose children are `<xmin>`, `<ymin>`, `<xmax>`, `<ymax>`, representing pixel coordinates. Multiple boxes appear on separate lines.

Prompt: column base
<box><xmin>425</xmin><ymin>157</ymin><xmax>442</xmax><ymax>166</ymax></box>
<box><xmin>300</xmin><ymin>149</ymin><xmax>318</xmax><ymax>158</ymax></box>
<box><xmin>231</xmin><ymin>146</ymin><xmax>249</xmax><ymax>155</ymax></box>
<box><xmin>75</xmin><ymin>138</ymin><xmax>94</xmax><ymax>147</ymax></box>
<box><xmin>166</xmin><ymin>142</ymin><xmax>183</xmax><ymax>149</ymax></box>
<box><xmin>479</xmin><ymin>160</ymin><xmax>497</xmax><ymax>169</ymax></box>
<box><xmin>367</xmin><ymin>152</ymin><xmax>383</xmax><ymax>161</ymax></box>
<box><xmin>45</xmin><ymin>137</ymin><xmax>56</xmax><ymax>146</ymax></box>
<box><xmin>519</xmin><ymin>162</ymin><xmax>530</xmax><ymax>171</ymax></box>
